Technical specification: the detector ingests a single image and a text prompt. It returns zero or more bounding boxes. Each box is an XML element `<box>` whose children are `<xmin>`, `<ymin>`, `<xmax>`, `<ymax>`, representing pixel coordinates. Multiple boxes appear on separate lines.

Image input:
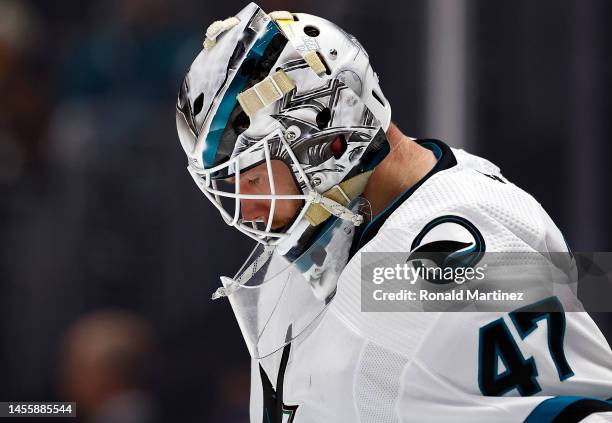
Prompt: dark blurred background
<box><xmin>1</xmin><ymin>0</ymin><xmax>610</xmax><ymax>422</ymax></box>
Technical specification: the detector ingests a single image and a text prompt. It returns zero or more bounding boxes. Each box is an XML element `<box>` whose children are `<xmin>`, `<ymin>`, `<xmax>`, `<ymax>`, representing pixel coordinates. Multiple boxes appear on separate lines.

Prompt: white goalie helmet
<box><xmin>176</xmin><ymin>3</ymin><xmax>392</xmax><ymax>358</ymax></box>
<box><xmin>176</xmin><ymin>2</ymin><xmax>391</xmax><ymax>252</ymax></box>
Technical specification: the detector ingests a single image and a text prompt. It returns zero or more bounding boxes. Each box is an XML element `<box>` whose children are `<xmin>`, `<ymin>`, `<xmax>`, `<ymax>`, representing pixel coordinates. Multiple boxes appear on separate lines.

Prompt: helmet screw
<box><xmin>285</xmin><ymin>126</ymin><xmax>299</xmax><ymax>141</ymax></box>
<box><xmin>329</xmin><ymin>48</ymin><xmax>338</xmax><ymax>59</ymax></box>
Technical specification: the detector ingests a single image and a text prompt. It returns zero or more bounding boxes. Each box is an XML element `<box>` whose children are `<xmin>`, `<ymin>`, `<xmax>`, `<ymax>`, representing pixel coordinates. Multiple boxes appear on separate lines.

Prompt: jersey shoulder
<box><xmin>377</xmin><ymin>146</ymin><xmax>563</xmax><ymax>254</ymax></box>
<box><xmin>332</xmin><ymin>143</ymin><xmax>570</xmax><ymax>356</ymax></box>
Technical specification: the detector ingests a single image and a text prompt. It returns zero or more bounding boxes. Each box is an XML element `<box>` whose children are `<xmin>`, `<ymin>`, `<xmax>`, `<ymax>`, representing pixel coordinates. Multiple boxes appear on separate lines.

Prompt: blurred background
<box><xmin>1</xmin><ymin>0</ymin><xmax>611</xmax><ymax>421</ymax></box>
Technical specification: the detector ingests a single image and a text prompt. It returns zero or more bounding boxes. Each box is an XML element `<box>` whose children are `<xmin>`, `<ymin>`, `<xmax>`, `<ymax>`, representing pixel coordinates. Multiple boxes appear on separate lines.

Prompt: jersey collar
<box><xmin>350</xmin><ymin>139</ymin><xmax>458</xmax><ymax>256</ymax></box>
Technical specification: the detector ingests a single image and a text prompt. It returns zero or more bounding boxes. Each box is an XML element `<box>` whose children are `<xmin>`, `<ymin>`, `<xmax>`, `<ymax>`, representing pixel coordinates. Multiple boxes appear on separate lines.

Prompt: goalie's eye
<box><xmin>248</xmin><ymin>176</ymin><xmax>261</xmax><ymax>186</ymax></box>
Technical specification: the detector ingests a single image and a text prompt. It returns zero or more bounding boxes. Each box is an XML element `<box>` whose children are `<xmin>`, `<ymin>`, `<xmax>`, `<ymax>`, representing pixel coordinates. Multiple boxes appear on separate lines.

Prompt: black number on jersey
<box><xmin>478</xmin><ymin>317</ymin><xmax>540</xmax><ymax>396</ymax></box>
<box><xmin>478</xmin><ymin>297</ymin><xmax>574</xmax><ymax>396</ymax></box>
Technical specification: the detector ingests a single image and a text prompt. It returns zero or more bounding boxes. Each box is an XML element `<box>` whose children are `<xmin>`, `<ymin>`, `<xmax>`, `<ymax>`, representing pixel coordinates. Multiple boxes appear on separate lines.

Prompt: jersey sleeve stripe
<box><xmin>523</xmin><ymin>396</ymin><xmax>612</xmax><ymax>423</ymax></box>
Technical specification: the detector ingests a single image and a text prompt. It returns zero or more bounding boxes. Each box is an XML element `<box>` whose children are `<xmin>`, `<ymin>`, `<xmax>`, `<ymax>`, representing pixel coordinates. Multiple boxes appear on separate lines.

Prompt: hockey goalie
<box><xmin>174</xmin><ymin>3</ymin><xmax>612</xmax><ymax>422</ymax></box>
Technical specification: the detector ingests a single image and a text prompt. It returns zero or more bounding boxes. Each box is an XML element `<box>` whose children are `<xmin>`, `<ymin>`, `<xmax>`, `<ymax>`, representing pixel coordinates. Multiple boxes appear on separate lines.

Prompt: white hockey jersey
<box><xmin>248</xmin><ymin>139</ymin><xmax>612</xmax><ymax>423</ymax></box>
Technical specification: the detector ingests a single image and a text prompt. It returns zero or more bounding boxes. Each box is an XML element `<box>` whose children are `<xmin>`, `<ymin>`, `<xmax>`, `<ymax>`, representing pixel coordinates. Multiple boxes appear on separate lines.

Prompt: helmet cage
<box><xmin>188</xmin><ymin>127</ymin><xmax>315</xmax><ymax>245</ymax></box>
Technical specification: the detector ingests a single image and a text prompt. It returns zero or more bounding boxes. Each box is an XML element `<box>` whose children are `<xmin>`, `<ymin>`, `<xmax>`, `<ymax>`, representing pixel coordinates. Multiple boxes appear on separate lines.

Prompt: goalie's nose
<box><xmin>239</xmin><ymin>198</ymin><xmax>268</xmax><ymax>222</ymax></box>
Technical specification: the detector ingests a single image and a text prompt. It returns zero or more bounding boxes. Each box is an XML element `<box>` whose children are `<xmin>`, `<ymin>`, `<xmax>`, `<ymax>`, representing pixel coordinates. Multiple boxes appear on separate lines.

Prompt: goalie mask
<box><xmin>176</xmin><ymin>3</ymin><xmax>391</xmax><ymax>358</ymax></box>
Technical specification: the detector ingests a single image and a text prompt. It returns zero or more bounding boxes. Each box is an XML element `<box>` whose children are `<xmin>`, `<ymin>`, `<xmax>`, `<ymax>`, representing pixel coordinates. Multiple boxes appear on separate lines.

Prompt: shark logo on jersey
<box><xmin>407</xmin><ymin>215</ymin><xmax>486</xmax><ymax>284</ymax></box>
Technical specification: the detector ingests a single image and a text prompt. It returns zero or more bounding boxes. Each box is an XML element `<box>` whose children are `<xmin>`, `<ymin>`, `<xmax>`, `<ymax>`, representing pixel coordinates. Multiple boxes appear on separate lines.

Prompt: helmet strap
<box><xmin>305</xmin><ymin>170</ymin><xmax>372</xmax><ymax>226</ymax></box>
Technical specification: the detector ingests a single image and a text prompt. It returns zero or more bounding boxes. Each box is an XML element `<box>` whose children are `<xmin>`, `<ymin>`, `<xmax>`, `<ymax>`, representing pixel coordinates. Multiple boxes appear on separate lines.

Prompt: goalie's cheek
<box><xmin>269</xmin><ymin>198</ymin><xmax>304</xmax><ymax>229</ymax></box>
